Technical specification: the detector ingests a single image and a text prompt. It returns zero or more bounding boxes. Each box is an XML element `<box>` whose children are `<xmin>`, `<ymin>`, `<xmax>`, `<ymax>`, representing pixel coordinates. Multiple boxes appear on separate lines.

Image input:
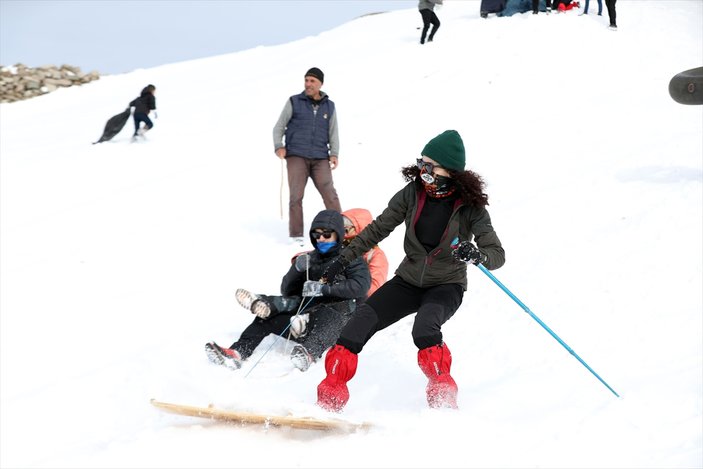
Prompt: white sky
<box><xmin>1</xmin><ymin>1</ymin><xmax>702</xmax><ymax>468</ymax></box>
<box><xmin>0</xmin><ymin>0</ymin><xmax>414</xmax><ymax>74</ymax></box>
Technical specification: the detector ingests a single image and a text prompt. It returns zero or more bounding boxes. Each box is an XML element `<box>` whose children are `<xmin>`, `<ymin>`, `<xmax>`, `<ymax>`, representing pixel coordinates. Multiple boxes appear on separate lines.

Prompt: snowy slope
<box><xmin>1</xmin><ymin>1</ymin><xmax>701</xmax><ymax>468</ymax></box>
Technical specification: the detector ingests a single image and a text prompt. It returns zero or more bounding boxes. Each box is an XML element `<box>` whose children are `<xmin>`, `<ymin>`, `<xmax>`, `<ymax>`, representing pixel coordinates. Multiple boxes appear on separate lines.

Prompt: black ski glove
<box><xmin>294</xmin><ymin>253</ymin><xmax>311</xmax><ymax>273</ymax></box>
<box><xmin>321</xmin><ymin>256</ymin><xmax>350</xmax><ymax>284</ymax></box>
<box><xmin>452</xmin><ymin>241</ymin><xmax>485</xmax><ymax>265</ymax></box>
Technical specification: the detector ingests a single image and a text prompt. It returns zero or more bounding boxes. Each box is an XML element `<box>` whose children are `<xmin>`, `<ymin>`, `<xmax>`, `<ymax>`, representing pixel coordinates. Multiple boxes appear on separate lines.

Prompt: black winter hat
<box><xmin>305</xmin><ymin>67</ymin><xmax>324</xmax><ymax>84</ymax></box>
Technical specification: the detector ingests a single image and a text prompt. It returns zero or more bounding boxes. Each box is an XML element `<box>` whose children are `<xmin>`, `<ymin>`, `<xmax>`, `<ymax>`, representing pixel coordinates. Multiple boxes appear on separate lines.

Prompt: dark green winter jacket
<box><xmin>339</xmin><ymin>182</ymin><xmax>505</xmax><ymax>290</ymax></box>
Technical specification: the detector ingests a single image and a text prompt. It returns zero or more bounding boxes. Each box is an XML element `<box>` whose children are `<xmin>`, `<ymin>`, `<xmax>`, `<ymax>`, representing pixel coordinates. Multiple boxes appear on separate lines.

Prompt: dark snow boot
<box><xmin>316</xmin><ymin>345</ymin><xmax>357</xmax><ymax>412</ymax></box>
<box><xmin>417</xmin><ymin>343</ymin><xmax>458</xmax><ymax>409</ymax></box>
<box><xmin>205</xmin><ymin>342</ymin><xmax>243</xmax><ymax>370</ymax></box>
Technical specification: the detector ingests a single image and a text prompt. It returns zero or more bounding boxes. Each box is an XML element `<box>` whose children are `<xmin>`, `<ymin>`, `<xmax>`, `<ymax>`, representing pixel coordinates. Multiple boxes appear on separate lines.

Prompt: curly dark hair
<box><xmin>400</xmin><ymin>165</ymin><xmax>489</xmax><ymax>208</ymax></box>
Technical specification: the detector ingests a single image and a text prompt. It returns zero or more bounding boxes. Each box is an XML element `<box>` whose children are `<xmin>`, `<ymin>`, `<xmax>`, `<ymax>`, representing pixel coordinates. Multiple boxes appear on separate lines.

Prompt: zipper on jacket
<box><xmin>419</xmin><ymin>249</ymin><xmax>442</xmax><ymax>286</ymax></box>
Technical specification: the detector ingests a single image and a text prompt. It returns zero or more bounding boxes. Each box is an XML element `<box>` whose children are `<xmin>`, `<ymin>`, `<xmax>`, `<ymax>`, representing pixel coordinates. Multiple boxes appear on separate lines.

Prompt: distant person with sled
<box><xmin>273</xmin><ymin>68</ymin><xmax>342</xmax><ymax>247</ymax></box>
<box><xmin>418</xmin><ymin>0</ymin><xmax>441</xmax><ymax>44</ymax></box>
<box><xmin>129</xmin><ymin>84</ymin><xmax>156</xmax><ymax>140</ymax></box>
<box><xmin>205</xmin><ymin>209</ymin><xmax>370</xmax><ymax>372</ymax></box>
<box><xmin>315</xmin><ymin>130</ymin><xmax>505</xmax><ymax>412</ymax></box>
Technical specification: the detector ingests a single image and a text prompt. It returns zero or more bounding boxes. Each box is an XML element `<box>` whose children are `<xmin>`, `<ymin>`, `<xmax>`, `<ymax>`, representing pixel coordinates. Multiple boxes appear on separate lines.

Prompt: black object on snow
<box><xmin>669</xmin><ymin>67</ymin><xmax>703</xmax><ymax>105</ymax></box>
<box><xmin>93</xmin><ymin>108</ymin><xmax>131</xmax><ymax>144</ymax></box>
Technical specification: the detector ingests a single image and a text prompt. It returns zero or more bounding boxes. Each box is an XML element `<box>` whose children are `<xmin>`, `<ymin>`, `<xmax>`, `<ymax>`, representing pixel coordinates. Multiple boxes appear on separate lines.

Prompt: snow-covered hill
<box><xmin>1</xmin><ymin>2</ymin><xmax>701</xmax><ymax>467</ymax></box>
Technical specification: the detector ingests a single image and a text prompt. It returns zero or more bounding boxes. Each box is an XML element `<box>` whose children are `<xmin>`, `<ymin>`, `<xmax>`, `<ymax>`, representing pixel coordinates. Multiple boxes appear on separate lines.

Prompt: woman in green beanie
<box><xmin>315</xmin><ymin>129</ymin><xmax>505</xmax><ymax>412</ymax></box>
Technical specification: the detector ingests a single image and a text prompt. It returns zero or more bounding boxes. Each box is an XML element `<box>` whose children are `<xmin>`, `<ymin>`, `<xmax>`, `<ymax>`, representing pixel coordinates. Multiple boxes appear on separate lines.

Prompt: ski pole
<box><xmin>476</xmin><ymin>263</ymin><xmax>620</xmax><ymax>398</ymax></box>
<box><xmin>243</xmin><ymin>296</ymin><xmax>315</xmax><ymax>378</ymax></box>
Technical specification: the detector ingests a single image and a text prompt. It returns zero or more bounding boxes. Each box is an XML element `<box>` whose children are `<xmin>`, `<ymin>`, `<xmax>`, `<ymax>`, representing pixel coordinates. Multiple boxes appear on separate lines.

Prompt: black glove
<box><xmin>452</xmin><ymin>241</ymin><xmax>485</xmax><ymax>265</ymax></box>
<box><xmin>321</xmin><ymin>256</ymin><xmax>350</xmax><ymax>284</ymax></box>
<box><xmin>294</xmin><ymin>253</ymin><xmax>310</xmax><ymax>273</ymax></box>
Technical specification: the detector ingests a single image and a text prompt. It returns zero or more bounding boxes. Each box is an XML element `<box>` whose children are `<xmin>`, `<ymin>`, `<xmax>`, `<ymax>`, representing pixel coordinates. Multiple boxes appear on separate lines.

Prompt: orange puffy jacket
<box><xmin>341</xmin><ymin>208</ymin><xmax>389</xmax><ymax>297</ymax></box>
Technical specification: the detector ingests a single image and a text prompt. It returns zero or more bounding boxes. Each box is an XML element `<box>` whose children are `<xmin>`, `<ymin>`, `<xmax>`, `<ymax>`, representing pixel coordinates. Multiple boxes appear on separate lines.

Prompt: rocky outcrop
<box><xmin>0</xmin><ymin>64</ymin><xmax>100</xmax><ymax>103</ymax></box>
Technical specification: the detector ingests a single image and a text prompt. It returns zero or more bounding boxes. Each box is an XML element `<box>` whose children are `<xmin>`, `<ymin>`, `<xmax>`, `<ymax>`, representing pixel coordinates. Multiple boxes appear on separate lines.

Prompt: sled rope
<box><xmin>243</xmin><ymin>295</ymin><xmax>315</xmax><ymax>378</ymax></box>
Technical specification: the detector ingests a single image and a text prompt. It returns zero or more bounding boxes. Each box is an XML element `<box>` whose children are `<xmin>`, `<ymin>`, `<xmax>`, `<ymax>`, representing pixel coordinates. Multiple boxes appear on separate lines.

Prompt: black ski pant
<box><xmin>605</xmin><ymin>0</ymin><xmax>616</xmax><ymax>26</ymax></box>
<box><xmin>419</xmin><ymin>9</ymin><xmax>440</xmax><ymax>43</ymax></box>
<box><xmin>336</xmin><ymin>276</ymin><xmax>464</xmax><ymax>354</ymax></box>
<box><xmin>132</xmin><ymin>112</ymin><xmax>153</xmax><ymax>136</ymax></box>
<box><xmin>230</xmin><ymin>297</ymin><xmax>356</xmax><ymax>360</ymax></box>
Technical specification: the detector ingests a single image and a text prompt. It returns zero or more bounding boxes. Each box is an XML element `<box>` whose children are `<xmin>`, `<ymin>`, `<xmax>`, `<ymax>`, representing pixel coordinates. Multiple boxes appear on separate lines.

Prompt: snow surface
<box><xmin>1</xmin><ymin>2</ymin><xmax>701</xmax><ymax>468</ymax></box>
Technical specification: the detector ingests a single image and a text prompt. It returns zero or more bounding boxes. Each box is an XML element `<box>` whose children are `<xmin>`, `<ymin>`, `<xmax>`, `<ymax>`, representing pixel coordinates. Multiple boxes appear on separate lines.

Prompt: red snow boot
<box><xmin>316</xmin><ymin>345</ymin><xmax>357</xmax><ymax>412</ymax></box>
<box><xmin>417</xmin><ymin>343</ymin><xmax>459</xmax><ymax>409</ymax></box>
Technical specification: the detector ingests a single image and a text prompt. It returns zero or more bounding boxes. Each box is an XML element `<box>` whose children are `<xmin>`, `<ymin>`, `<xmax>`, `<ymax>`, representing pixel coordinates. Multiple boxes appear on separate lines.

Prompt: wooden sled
<box><xmin>150</xmin><ymin>398</ymin><xmax>372</xmax><ymax>432</ymax></box>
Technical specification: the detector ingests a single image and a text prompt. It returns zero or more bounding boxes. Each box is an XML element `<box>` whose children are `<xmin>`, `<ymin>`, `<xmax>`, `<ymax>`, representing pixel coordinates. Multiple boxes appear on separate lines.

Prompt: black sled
<box><xmin>669</xmin><ymin>67</ymin><xmax>703</xmax><ymax>105</ymax></box>
<box><xmin>93</xmin><ymin>108</ymin><xmax>131</xmax><ymax>144</ymax></box>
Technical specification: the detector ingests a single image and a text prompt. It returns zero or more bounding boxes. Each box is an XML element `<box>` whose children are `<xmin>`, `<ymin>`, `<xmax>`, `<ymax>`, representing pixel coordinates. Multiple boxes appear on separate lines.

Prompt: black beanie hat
<box><xmin>305</xmin><ymin>67</ymin><xmax>324</xmax><ymax>84</ymax></box>
<box><xmin>421</xmin><ymin>130</ymin><xmax>466</xmax><ymax>171</ymax></box>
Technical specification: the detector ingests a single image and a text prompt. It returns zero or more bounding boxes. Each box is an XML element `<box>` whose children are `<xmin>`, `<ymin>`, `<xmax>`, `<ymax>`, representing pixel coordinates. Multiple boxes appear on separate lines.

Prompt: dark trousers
<box><xmin>133</xmin><ymin>112</ymin><xmax>153</xmax><ymax>135</ymax></box>
<box><xmin>337</xmin><ymin>276</ymin><xmax>464</xmax><ymax>354</ymax></box>
<box><xmin>298</xmin><ymin>300</ymin><xmax>355</xmax><ymax>358</ymax></box>
<box><xmin>286</xmin><ymin>156</ymin><xmax>341</xmax><ymax>237</ymax></box>
<box><xmin>583</xmin><ymin>0</ymin><xmax>602</xmax><ymax>14</ymax></box>
<box><xmin>230</xmin><ymin>297</ymin><xmax>355</xmax><ymax>360</ymax></box>
<box><xmin>605</xmin><ymin>0</ymin><xmax>616</xmax><ymax>25</ymax></box>
<box><xmin>419</xmin><ymin>9</ymin><xmax>440</xmax><ymax>44</ymax></box>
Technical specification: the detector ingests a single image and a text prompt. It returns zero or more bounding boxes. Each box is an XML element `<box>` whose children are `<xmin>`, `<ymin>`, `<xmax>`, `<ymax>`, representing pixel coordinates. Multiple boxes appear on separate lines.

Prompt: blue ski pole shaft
<box><xmin>477</xmin><ymin>264</ymin><xmax>620</xmax><ymax>398</ymax></box>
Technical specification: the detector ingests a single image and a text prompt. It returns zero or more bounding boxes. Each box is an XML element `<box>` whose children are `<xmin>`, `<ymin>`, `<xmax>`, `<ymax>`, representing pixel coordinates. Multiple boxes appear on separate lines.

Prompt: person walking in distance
<box><xmin>418</xmin><ymin>0</ymin><xmax>441</xmax><ymax>44</ymax></box>
<box><xmin>129</xmin><ymin>84</ymin><xmax>156</xmax><ymax>140</ymax></box>
<box><xmin>315</xmin><ymin>130</ymin><xmax>505</xmax><ymax>412</ymax></box>
<box><xmin>273</xmin><ymin>67</ymin><xmax>342</xmax><ymax>247</ymax></box>
<box><xmin>605</xmin><ymin>0</ymin><xmax>617</xmax><ymax>29</ymax></box>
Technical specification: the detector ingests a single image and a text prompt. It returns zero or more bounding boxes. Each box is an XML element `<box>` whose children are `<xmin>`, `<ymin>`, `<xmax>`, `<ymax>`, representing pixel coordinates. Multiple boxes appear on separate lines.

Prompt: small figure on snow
<box><xmin>129</xmin><ymin>84</ymin><xmax>156</xmax><ymax>140</ymax></box>
<box><xmin>205</xmin><ymin>209</ymin><xmax>370</xmax><ymax>373</ymax></box>
<box><xmin>605</xmin><ymin>0</ymin><xmax>617</xmax><ymax>29</ymax></box>
<box><xmin>315</xmin><ymin>130</ymin><xmax>505</xmax><ymax>412</ymax></box>
<box><xmin>418</xmin><ymin>0</ymin><xmax>441</xmax><ymax>44</ymax></box>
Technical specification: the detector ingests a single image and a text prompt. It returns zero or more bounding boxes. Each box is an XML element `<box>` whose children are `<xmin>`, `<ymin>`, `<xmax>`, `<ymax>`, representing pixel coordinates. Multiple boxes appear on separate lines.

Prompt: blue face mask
<box><xmin>316</xmin><ymin>241</ymin><xmax>337</xmax><ymax>254</ymax></box>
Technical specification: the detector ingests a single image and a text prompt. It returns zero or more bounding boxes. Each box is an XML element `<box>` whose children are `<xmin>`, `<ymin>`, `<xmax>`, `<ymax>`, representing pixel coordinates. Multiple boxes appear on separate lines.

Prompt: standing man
<box><xmin>273</xmin><ymin>67</ymin><xmax>342</xmax><ymax>246</ymax></box>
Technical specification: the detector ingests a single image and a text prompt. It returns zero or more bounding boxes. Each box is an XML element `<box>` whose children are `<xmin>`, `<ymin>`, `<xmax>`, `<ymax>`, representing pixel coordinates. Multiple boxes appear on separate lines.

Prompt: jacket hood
<box><xmin>309</xmin><ymin>209</ymin><xmax>344</xmax><ymax>254</ymax></box>
<box><xmin>341</xmin><ymin>208</ymin><xmax>372</xmax><ymax>240</ymax></box>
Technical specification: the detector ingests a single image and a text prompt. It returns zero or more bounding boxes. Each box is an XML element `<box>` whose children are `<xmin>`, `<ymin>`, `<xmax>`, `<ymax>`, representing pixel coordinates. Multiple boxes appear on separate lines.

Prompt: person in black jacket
<box><xmin>315</xmin><ymin>130</ymin><xmax>505</xmax><ymax>412</ymax></box>
<box><xmin>129</xmin><ymin>84</ymin><xmax>156</xmax><ymax>139</ymax></box>
<box><xmin>205</xmin><ymin>209</ymin><xmax>370</xmax><ymax>372</ymax></box>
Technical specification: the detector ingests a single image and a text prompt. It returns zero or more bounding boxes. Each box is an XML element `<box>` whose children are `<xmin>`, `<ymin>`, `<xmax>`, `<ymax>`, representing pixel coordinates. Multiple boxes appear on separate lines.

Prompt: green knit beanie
<box><xmin>421</xmin><ymin>130</ymin><xmax>466</xmax><ymax>171</ymax></box>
